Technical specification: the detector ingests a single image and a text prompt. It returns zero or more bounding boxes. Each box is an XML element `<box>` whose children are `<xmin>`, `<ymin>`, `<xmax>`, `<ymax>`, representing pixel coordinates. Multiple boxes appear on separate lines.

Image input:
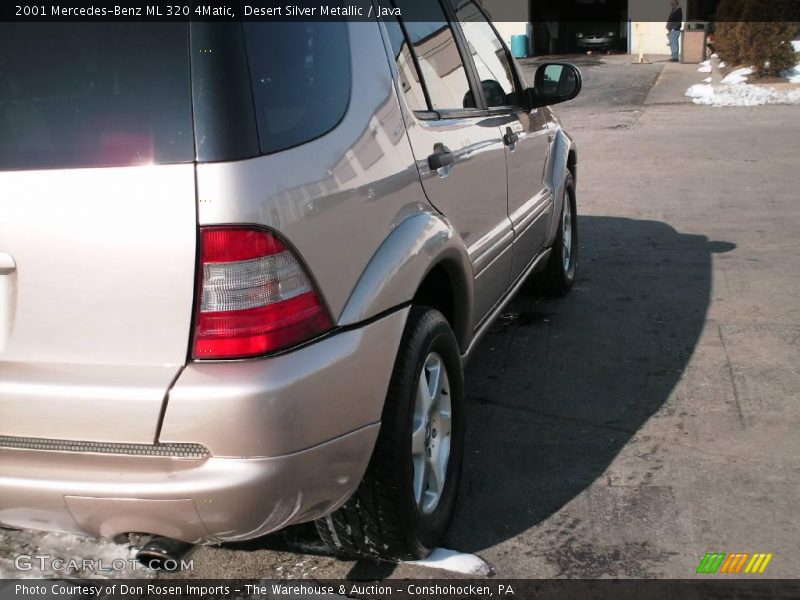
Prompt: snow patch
<box><xmin>721</xmin><ymin>66</ymin><xmax>752</xmax><ymax>85</ymax></box>
<box><xmin>409</xmin><ymin>548</ymin><xmax>491</xmax><ymax>576</ymax></box>
<box><xmin>686</xmin><ymin>83</ymin><xmax>800</xmax><ymax>106</ymax></box>
<box><xmin>697</xmin><ymin>60</ymin><xmax>712</xmax><ymax>73</ymax></box>
<box><xmin>0</xmin><ymin>529</ymin><xmax>151</xmax><ymax>579</ymax></box>
<box><xmin>782</xmin><ymin>64</ymin><xmax>800</xmax><ymax>84</ymax></box>
<box><xmin>687</xmin><ymin>57</ymin><xmax>800</xmax><ymax>107</ymax></box>
<box><xmin>686</xmin><ymin>84</ymin><xmax>715</xmax><ymax>101</ymax></box>
<box><xmin>792</xmin><ymin>40</ymin><xmax>800</xmax><ymax>53</ymax></box>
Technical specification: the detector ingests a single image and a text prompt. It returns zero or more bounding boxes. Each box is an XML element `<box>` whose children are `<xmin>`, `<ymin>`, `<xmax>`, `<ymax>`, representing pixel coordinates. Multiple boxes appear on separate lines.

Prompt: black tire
<box><xmin>316</xmin><ymin>307</ymin><xmax>465</xmax><ymax>561</ymax></box>
<box><xmin>533</xmin><ymin>173</ymin><xmax>578</xmax><ymax>296</ymax></box>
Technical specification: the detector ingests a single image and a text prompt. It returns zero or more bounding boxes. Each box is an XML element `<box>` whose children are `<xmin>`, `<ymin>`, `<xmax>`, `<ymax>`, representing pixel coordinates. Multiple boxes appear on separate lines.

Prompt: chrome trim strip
<box><xmin>0</xmin><ymin>436</ymin><xmax>209</xmax><ymax>459</ymax></box>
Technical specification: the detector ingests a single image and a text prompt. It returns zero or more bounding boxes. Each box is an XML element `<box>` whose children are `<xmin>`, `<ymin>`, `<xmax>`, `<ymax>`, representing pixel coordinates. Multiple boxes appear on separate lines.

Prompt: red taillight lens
<box><xmin>192</xmin><ymin>227</ymin><xmax>332</xmax><ymax>359</ymax></box>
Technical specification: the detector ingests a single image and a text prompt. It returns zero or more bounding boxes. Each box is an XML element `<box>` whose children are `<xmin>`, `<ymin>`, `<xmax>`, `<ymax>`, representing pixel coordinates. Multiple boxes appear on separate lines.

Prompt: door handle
<box><xmin>428</xmin><ymin>143</ymin><xmax>454</xmax><ymax>171</ymax></box>
<box><xmin>0</xmin><ymin>253</ymin><xmax>16</xmax><ymax>274</ymax></box>
<box><xmin>503</xmin><ymin>127</ymin><xmax>520</xmax><ymax>147</ymax></box>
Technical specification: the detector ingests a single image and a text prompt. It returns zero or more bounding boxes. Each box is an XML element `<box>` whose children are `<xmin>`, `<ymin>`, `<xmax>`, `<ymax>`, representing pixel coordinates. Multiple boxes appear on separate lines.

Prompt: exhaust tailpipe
<box><xmin>135</xmin><ymin>537</ymin><xmax>193</xmax><ymax>571</ymax></box>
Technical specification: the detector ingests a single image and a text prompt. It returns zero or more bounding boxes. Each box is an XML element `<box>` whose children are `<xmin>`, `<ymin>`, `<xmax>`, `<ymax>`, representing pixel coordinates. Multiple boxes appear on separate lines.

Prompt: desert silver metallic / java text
<box><xmin>412</xmin><ymin>352</ymin><xmax>452</xmax><ymax>515</ymax></box>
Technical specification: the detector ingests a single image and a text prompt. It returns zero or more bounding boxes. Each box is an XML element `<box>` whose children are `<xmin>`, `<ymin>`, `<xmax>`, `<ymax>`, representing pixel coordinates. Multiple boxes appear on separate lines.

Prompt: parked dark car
<box><xmin>576</xmin><ymin>22</ymin><xmax>620</xmax><ymax>52</ymax></box>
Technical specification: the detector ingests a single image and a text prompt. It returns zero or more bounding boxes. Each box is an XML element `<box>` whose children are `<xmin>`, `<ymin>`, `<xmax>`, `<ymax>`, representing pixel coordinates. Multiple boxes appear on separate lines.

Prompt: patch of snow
<box><xmin>722</xmin><ymin>67</ymin><xmax>753</xmax><ymax>85</ymax></box>
<box><xmin>0</xmin><ymin>528</ymin><xmax>152</xmax><ymax>579</ymax></box>
<box><xmin>792</xmin><ymin>40</ymin><xmax>800</xmax><ymax>53</ymax></box>
<box><xmin>782</xmin><ymin>63</ymin><xmax>800</xmax><ymax>84</ymax></box>
<box><xmin>685</xmin><ymin>82</ymin><xmax>800</xmax><ymax>106</ymax></box>
<box><xmin>703</xmin><ymin>77</ymin><xmax>712</xmax><ymax>83</ymax></box>
<box><xmin>719</xmin><ymin>61</ymin><xmax>727</xmax><ymax>68</ymax></box>
<box><xmin>409</xmin><ymin>548</ymin><xmax>492</xmax><ymax>576</ymax></box>
<box><xmin>686</xmin><ymin>84</ymin><xmax>715</xmax><ymax>101</ymax></box>
<box><xmin>697</xmin><ymin>60</ymin><xmax>712</xmax><ymax>73</ymax></box>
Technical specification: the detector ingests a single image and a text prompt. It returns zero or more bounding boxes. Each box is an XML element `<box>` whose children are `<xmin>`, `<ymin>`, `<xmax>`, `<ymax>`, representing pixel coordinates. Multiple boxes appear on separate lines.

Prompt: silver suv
<box><xmin>0</xmin><ymin>1</ymin><xmax>580</xmax><ymax>562</ymax></box>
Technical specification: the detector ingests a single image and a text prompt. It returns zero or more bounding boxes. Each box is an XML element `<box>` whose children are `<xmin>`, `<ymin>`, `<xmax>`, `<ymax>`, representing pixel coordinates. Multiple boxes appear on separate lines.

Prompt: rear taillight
<box><xmin>192</xmin><ymin>227</ymin><xmax>332</xmax><ymax>359</ymax></box>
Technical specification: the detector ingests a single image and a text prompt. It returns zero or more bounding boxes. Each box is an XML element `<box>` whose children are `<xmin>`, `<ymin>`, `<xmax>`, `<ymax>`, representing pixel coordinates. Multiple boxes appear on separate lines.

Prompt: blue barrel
<box><xmin>510</xmin><ymin>35</ymin><xmax>529</xmax><ymax>59</ymax></box>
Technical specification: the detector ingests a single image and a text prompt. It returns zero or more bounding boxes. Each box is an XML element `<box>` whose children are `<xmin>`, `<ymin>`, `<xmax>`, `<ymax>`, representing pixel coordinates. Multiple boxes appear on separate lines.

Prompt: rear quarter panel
<box><xmin>194</xmin><ymin>22</ymin><xmax>429</xmax><ymax>323</ymax></box>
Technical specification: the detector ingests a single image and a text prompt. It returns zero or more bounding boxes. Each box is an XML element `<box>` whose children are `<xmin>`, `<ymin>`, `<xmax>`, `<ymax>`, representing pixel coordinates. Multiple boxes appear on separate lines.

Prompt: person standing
<box><xmin>666</xmin><ymin>0</ymin><xmax>683</xmax><ymax>62</ymax></box>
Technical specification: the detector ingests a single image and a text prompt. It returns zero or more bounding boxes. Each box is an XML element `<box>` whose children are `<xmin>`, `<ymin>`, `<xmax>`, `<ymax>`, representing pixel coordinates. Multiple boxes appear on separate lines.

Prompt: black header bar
<box><xmin>3</xmin><ymin>0</ymin><xmax>799</xmax><ymax>22</ymax></box>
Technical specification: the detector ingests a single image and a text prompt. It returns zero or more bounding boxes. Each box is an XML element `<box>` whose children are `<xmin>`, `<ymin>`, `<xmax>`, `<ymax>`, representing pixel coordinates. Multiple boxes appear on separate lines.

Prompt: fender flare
<box><xmin>545</xmin><ymin>129</ymin><xmax>577</xmax><ymax>248</ymax></box>
<box><xmin>339</xmin><ymin>210</ymin><xmax>474</xmax><ymax>351</ymax></box>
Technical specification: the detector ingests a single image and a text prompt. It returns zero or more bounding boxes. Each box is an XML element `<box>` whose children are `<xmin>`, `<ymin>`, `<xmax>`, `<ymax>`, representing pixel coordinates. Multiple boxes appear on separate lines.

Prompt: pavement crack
<box><xmin>716</xmin><ymin>322</ymin><xmax>747</xmax><ymax>428</ymax></box>
<box><xmin>469</xmin><ymin>396</ymin><xmax>636</xmax><ymax>434</ymax></box>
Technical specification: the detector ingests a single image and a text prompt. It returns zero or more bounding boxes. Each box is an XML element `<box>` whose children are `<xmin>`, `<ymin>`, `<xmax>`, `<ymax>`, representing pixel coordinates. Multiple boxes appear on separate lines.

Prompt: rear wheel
<box><xmin>316</xmin><ymin>307</ymin><xmax>464</xmax><ymax>560</ymax></box>
<box><xmin>533</xmin><ymin>173</ymin><xmax>577</xmax><ymax>296</ymax></box>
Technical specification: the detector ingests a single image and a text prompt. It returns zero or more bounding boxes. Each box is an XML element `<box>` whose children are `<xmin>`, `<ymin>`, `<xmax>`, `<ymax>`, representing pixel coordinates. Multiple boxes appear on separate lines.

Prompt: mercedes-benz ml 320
<box><xmin>0</xmin><ymin>0</ymin><xmax>581</xmax><ymax>561</ymax></box>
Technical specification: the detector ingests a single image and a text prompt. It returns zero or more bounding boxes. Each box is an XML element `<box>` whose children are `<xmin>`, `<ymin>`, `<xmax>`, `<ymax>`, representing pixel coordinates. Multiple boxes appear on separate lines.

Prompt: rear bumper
<box><xmin>0</xmin><ymin>425</ymin><xmax>378</xmax><ymax>543</ymax></box>
<box><xmin>0</xmin><ymin>308</ymin><xmax>408</xmax><ymax>543</ymax></box>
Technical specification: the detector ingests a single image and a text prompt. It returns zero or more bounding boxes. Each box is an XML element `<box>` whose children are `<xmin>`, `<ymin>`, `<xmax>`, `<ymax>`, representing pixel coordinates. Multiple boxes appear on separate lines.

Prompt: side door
<box><xmin>386</xmin><ymin>0</ymin><xmax>513</xmax><ymax>329</ymax></box>
<box><xmin>448</xmin><ymin>0</ymin><xmax>554</xmax><ymax>282</ymax></box>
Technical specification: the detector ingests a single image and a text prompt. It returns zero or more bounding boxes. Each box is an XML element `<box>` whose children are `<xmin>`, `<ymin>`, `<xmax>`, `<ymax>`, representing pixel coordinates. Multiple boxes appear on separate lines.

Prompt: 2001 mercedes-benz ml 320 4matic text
<box><xmin>0</xmin><ymin>0</ymin><xmax>581</xmax><ymax>562</ymax></box>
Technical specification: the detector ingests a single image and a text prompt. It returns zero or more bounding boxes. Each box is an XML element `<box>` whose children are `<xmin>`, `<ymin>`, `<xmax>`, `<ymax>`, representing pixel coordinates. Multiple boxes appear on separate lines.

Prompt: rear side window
<box><xmin>243</xmin><ymin>23</ymin><xmax>351</xmax><ymax>155</ymax></box>
<box><xmin>0</xmin><ymin>24</ymin><xmax>193</xmax><ymax>171</ymax></box>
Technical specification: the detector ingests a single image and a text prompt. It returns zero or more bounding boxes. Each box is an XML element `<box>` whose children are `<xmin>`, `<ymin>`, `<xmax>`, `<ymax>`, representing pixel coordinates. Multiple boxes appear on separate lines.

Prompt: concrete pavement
<box><xmin>644</xmin><ymin>60</ymin><xmax>706</xmax><ymax>105</ymax></box>
<box><xmin>449</xmin><ymin>101</ymin><xmax>800</xmax><ymax>577</ymax></box>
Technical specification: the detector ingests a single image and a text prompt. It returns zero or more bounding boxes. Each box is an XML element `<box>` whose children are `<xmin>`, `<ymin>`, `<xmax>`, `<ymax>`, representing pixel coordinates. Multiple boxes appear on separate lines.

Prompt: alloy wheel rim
<box><xmin>562</xmin><ymin>195</ymin><xmax>573</xmax><ymax>273</ymax></box>
<box><xmin>411</xmin><ymin>352</ymin><xmax>452</xmax><ymax>515</ymax></box>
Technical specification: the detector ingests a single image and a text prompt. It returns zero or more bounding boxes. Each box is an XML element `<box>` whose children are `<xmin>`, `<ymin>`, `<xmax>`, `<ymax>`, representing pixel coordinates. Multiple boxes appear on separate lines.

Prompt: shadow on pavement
<box><xmin>218</xmin><ymin>216</ymin><xmax>733</xmax><ymax>578</ymax></box>
<box><xmin>444</xmin><ymin>216</ymin><xmax>734</xmax><ymax>553</ymax></box>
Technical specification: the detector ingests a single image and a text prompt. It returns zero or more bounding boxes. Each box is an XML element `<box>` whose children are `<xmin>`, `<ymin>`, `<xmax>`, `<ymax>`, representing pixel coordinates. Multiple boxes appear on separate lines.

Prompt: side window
<box><xmin>384</xmin><ymin>18</ymin><xmax>428</xmax><ymax>113</ymax></box>
<box><xmin>392</xmin><ymin>0</ymin><xmax>476</xmax><ymax>112</ymax></box>
<box><xmin>243</xmin><ymin>23</ymin><xmax>351</xmax><ymax>155</ymax></box>
<box><xmin>448</xmin><ymin>0</ymin><xmax>520</xmax><ymax>107</ymax></box>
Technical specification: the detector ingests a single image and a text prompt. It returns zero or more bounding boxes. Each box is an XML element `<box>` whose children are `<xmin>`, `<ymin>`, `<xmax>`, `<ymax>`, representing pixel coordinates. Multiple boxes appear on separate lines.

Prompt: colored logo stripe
<box><xmin>697</xmin><ymin>553</ymin><xmax>726</xmax><ymax>574</ymax></box>
<box><xmin>719</xmin><ymin>553</ymin><xmax>749</xmax><ymax>573</ymax></box>
<box><xmin>744</xmin><ymin>553</ymin><xmax>774</xmax><ymax>574</ymax></box>
<box><xmin>697</xmin><ymin>552</ymin><xmax>774</xmax><ymax>574</ymax></box>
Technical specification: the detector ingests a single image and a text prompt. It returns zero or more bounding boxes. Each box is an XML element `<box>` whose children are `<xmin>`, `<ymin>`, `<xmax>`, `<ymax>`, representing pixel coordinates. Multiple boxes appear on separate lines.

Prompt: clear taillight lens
<box><xmin>192</xmin><ymin>227</ymin><xmax>332</xmax><ymax>359</ymax></box>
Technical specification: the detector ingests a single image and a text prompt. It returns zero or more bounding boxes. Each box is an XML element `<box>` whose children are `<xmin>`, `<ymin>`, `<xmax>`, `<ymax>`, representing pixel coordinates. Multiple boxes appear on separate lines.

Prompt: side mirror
<box><xmin>528</xmin><ymin>63</ymin><xmax>582</xmax><ymax>108</ymax></box>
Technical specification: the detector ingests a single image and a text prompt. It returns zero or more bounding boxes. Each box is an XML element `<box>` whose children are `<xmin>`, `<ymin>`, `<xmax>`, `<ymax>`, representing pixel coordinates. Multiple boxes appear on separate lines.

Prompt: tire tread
<box><xmin>315</xmin><ymin>307</ymin><xmax>459</xmax><ymax>561</ymax></box>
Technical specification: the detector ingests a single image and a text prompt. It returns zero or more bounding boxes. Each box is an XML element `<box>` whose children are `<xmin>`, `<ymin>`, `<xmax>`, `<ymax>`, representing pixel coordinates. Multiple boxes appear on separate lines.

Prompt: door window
<box><xmin>384</xmin><ymin>17</ymin><xmax>429</xmax><ymax>113</ymax></box>
<box><xmin>447</xmin><ymin>0</ymin><xmax>521</xmax><ymax>107</ymax></box>
<box><xmin>391</xmin><ymin>0</ymin><xmax>476</xmax><ymax>113</ymax></box>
